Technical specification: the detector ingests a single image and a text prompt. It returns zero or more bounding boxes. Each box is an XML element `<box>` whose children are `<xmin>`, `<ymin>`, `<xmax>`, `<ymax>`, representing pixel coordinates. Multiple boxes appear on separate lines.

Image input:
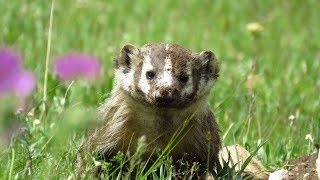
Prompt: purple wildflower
<box><xmin>0</xmin><ymin>48</ymin><xmax>36</xmax><ymax>97</ymax></box>
<box><xmin>53</xmin><ymin>53</ymin><xmax>101</xmax><ymax>81</ymax></box>
<box><xmin>13</xmin><ymin>71</ymin><xmax>36</xmax><ymax>97</ymax></box>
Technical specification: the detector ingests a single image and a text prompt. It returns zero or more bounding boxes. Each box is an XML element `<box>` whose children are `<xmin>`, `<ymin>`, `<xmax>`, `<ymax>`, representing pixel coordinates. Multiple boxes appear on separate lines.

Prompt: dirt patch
<box><xmin>287</xmin><ymin>153</ymin><xmax>318</xmax><ymax>180</ymax></box>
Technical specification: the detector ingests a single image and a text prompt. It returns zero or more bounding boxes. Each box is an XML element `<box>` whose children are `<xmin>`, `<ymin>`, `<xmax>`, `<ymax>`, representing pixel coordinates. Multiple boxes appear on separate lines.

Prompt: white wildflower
<box><xmin>33</xmin><ymin>119</ymin><xmax>41</xmax><ymax>125</ymax></box>
<box><xmin>94</xmin><ymin>161</ymin><xmax>101</xmax><ymax>167</ymax></box>
<box><xmin>288</xmin><ymin>115</ymin><xmax>295</xmax><ymax>126</ymax></box>
<box><xmin>288</xmin><ymin>115</ymin><xmax>295</xmax><ymax>121</ymax></box>
<box><xmin>305</xmin><ymin>134</ymin><xmax>314</xmax><ymax>143</ymax></box>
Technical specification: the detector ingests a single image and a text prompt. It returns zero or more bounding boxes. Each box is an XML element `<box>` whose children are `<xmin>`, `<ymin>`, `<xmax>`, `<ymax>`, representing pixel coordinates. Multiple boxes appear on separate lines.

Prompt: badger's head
<box><xmin>114</xmin><ymin>44</ymin><xmax>219</xmax><ymax>108</ymax></box>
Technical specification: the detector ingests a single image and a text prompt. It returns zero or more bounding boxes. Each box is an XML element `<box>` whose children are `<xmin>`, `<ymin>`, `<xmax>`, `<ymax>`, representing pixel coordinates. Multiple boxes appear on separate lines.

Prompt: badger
<box><xmin>81</xmin><ymin>43</ymin><xmax>221</xmax><ymax>177</ymax></box>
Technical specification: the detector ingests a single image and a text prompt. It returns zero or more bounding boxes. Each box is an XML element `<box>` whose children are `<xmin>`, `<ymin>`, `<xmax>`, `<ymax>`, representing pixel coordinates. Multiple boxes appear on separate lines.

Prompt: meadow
<box><xmin>0</xmin><ymin>0</ymin><xmax>319</xmax><ymax>179</ymax></box>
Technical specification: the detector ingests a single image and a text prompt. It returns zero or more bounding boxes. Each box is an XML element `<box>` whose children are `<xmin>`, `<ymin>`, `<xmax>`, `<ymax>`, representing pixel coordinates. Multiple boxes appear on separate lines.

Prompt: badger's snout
<box><xmin>160</xmin><ymin>87</ymin><xmax>178</xmax><ymax>96</ymax></box>
<box><xmin>153</xmin><ymin>86</ymin><xmax>180</xmax><ymax>107</ymax></box>
<box><xmin>155</xmin><ymin>86</ymin><xmax>178</xmax><ymax>98</ymax></box>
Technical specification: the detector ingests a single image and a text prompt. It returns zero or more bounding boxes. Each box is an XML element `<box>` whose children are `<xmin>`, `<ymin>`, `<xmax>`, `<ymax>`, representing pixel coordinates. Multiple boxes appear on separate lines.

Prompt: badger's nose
<box><xmin>154</xmin><ymin>87</ymin><xmax>179</xmax><ymax>106</ymax></box>
<box><xmin>159</xmin><ymin>89</ymin><xmax>169</xmax><ymax>97</ymax></box>
<box><xmin>157</xmin><ymin>87</ymin><xmax>178</xmax><ymax>98</ymax></box>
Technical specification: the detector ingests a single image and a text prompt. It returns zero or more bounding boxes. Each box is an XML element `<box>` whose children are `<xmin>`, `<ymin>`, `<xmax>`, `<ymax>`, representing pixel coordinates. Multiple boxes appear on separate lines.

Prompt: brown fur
<box><xmin>79</xmin><ymin>44</ymin><xmax>221</xmax><ymax>177</ymax></box>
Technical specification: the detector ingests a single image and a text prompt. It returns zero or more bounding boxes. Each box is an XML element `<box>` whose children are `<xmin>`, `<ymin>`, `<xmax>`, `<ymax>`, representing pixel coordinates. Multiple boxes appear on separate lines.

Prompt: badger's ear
<box><xmin>198</xmin><ymin>50</ymin><xmax>219</xmax><ymax>79</ymax></box>
<box><xmin>114</xmin><ymin>44</ymin><xmax>140</xmax><ymax>69</ymax></box>
<box><xmin>199</xmin><ymin>50</ymin><xmax>215</xmax><ymax>66</ymax></box>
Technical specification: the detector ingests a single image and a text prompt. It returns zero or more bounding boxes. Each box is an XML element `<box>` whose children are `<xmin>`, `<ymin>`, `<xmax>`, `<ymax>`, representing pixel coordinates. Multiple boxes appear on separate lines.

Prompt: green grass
<box><xmin>1</xmin><ymin>0</ymin><xmax>319</xmax><ymax>179</ymax></box>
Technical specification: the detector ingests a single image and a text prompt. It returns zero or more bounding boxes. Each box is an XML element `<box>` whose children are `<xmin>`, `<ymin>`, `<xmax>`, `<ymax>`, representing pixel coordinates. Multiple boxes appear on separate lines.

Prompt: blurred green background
<box><xmin>0</xmin><ymin>0</ymin><xmax>319</xmax><ymax>178</ymax></box>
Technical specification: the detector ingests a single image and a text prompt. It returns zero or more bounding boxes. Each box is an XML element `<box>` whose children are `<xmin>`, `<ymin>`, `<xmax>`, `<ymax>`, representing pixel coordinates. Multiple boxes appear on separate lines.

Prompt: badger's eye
<box><xmin>178</xmin><ymin>75</ymin><xmax>189</xmax><ymax>83</ymax></box>
<box><xmin>146</xmin><ymin>71</ymin><xmax>155</xmax><ymax>79</ymax></box>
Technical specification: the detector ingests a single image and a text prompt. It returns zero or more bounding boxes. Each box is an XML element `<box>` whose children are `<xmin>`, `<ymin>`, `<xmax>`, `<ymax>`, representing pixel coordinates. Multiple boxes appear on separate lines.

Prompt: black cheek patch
<box><xmin>188</xmin><ymin>69</ymin><xmax>201</xmax><ymax>99</ymax></box>
<box><xmin>203</xmin><ymin>74</ymin><xmax>209</xmax><ymax>83</ymax></box>
<box><xmin>205</xmin><ymin>60</ymin><xmax>219</xmax><ymax>80</ymax></box>
<box><xmin>125</xmin><ymin>54</ymin><xmax>131</xmax><ymax>68</ymax></box>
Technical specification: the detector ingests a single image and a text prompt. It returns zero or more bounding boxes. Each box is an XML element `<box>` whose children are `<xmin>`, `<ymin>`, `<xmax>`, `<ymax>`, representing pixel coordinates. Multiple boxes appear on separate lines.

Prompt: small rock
<box><xmin>302</xmin><ymin>173</ymin><xmax>309</xmax><ymax>180</ymax></box>
<box><xmin>268</xmin><ymin>169</ymin><xmax>289</xmax><ymax>180</ymax></box>
<box><xmin>219</xmin><ymin>144</ymin><xmax>269</xmax><ymax>179</ymax></box>
<box><xmin>298</xmin><ymin>163</ymin><xmax>307</xmax><ymax>168</ymax></box>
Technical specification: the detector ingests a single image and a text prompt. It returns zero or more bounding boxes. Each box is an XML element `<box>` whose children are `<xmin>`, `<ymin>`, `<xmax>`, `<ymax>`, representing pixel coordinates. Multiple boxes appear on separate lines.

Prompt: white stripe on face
<box><xmin>138</xmin><ymin>55</ymin><xmax>153</xmax><ymax>94</ymax></box>
<box><xmin>165</xmin><ymin>44</ymin><xmax>170</xmax><ymax>51</ymax></box>
<box><xmin>164</xmin><ymin>44</ymin><xmax>172</xmax><ymax>71</ymax></box>
<box><xmin>164</xmin><ymin>55</ymin><xmax>172</xmax><ymax>72</ymax></box>
<box><xmin>116</xmin><ymin>68</ymin><xmax>134</xmax><ymax>92</ymax></box>
<box><xmin>159</xmin><ymin>55</ymin><xmax>173</xmax><ymax>89</ymax></box>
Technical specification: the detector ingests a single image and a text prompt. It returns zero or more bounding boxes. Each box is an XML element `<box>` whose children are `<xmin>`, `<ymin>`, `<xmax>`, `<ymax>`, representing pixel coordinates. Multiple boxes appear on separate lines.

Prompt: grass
<box><xmin>0</xmin><ymin>0</ymin><xmax>319</xmax><ymax>179</ymax></box>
